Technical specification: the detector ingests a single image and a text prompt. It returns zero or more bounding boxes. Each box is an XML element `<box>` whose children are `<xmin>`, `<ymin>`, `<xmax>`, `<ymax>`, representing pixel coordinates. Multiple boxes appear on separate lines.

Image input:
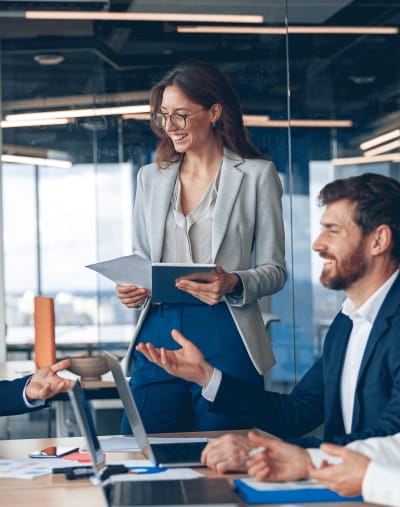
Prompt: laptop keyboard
<box><xmin>151</xmin><ymin>442</ymin><xmax>207</xmax><ymax>464</ymax></box>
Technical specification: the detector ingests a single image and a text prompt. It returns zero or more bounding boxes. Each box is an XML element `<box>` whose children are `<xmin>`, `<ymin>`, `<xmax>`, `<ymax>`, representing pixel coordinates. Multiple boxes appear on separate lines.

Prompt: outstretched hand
<box><xmin>136</xmin><ymin>329</ymin><xmax>214</xmax><ymax>387</ymax></box>
<box><xmin>26</xmin><ymin>358</ymin><xmax>73</xmax><ymax>401</ymax></box>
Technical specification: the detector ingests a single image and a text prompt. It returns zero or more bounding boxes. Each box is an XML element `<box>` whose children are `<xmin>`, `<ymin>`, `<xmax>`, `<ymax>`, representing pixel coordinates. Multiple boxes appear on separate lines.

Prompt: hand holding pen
<box><xmin>245</xmin><ymin>430</ymin><xmax>312</xmax><ymax>482</ymax></box>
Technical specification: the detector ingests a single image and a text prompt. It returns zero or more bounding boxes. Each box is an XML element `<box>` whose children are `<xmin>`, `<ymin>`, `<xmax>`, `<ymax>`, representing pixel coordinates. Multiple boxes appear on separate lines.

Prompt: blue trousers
<box><xmin>120</xmin><ymin>302</ymin><xmax>263</xmax><ymax>434</ymax></box>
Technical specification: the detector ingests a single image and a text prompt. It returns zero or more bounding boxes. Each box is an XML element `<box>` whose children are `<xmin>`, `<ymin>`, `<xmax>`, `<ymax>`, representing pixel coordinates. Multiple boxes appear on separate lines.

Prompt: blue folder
<box><xmin>233</xmin><ymin>478</ymin><xmax>363</xmax><ymax>504</ymax></box>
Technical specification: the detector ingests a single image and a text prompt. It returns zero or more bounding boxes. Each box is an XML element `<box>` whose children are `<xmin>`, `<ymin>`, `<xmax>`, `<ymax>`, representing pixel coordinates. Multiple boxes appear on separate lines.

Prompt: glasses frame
<box><xmin>150</xmin><ymin>108</ymin><xmax>206</xmax><ymax>130</ymax></box>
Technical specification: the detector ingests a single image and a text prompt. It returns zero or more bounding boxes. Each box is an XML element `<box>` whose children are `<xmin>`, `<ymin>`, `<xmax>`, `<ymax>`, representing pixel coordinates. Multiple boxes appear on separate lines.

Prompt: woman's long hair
<box><xmin>150</xmin><ymin>60</ymin><xmax>263</xmax><ymax>168</ymax></box>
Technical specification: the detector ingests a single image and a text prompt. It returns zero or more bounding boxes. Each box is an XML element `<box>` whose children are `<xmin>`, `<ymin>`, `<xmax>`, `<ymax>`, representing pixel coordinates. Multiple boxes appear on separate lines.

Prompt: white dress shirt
<box><xmin>308</xmin><ymin>433</ymin><xmax>400</xmax><ymax>506</ymax></box>
<box><xmin>340</xmin><ymin>269</ymin><xmax>399</xmax><ymax>432</ymax></box>
<box><xmin>23</xmin><ymin>377</ymin><xmax>44</xmax><ymax>408</ymax></box>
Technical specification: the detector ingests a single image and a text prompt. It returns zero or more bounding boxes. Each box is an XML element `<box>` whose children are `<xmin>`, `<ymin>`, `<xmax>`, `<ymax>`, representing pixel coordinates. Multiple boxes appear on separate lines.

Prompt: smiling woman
<box><xmin>116</xmin><ymin>59</ymin><xmax>287</xmax><ymax>435</ymax></box>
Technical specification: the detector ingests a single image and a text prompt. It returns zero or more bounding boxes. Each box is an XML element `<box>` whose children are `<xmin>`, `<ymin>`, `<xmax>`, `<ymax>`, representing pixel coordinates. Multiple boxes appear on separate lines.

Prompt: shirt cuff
<box><xmin>23</xmin><ymin>377</ymin><xmax>45</xmax><ymax>408</ymax></box>
<box><xmin>202</xmin><ymin>368</ymin><xmax>222</xmax><ymax>402</ymax></box>
<box><xmin>362</xmin><ymin>461</ymin><xmax>395</xmax><ymax>504</ymax></box>
<box><xmin>307</xmin><ymin>448</ymin><xmax>342</xmax><ymax>468</ymax></box>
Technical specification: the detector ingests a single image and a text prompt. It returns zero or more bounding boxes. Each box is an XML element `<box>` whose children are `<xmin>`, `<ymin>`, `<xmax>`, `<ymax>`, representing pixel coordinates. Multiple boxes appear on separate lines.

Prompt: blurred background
<box><xmin>0</xmin><ymin>0</ymin><xmax>399</xmax><ymax>436</ymax></box>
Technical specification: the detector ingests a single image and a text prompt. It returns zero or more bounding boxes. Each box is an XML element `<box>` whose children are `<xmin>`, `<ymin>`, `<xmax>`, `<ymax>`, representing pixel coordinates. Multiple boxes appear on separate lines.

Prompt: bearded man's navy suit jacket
<box><xmin>210</xmin><ymin>273</ymin><xmax>400</xmax><ymax>447</ymax></box>
<box><xmin>0</xmin><ymin>375</ymin><xmax>37</xmax><ymax>416</ymax></box>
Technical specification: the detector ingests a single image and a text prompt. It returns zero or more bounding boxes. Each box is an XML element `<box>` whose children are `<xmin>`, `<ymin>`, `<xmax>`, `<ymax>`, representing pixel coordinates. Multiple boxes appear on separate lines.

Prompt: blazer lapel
<box><xmin>352</xmin><ymin>273</ymin><xmax>400</xmax><ymax>429</ymax></box>
<box><xmin>212</xmin><ymin>150</ymin><xmax>244</xmax><ymax>261</ymax></box>
<box><xmin>150</xmin><ymin>163</ymin><xmax>179</xmax><ymax>261</ymax></box>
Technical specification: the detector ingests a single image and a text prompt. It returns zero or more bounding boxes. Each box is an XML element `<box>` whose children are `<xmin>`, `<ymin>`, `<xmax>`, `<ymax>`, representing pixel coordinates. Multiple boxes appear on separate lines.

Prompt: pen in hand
<box><xmin>246</xmin><ymin>446</ymin><xmax>266</xmax><ymax>460</ymax></box>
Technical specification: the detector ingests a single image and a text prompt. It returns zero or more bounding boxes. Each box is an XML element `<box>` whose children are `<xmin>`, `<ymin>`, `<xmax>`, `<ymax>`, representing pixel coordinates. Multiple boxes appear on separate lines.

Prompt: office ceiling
<box><xmin>0</xmin><ymin>0</ymin><xmax>399</xmax><ymax>162</ymax></box>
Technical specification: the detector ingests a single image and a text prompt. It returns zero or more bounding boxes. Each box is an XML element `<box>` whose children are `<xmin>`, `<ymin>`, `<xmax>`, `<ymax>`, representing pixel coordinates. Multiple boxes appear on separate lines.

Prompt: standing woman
<box><xmin>117</xmin><ymin>60</ymin><xmax>286</xmax><ymax>434</ymax></box>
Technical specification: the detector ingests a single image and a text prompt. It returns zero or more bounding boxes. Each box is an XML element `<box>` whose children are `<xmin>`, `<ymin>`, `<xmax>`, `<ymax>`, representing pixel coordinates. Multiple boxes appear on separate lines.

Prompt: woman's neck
<box><xmin>181</xmin><ymin>143</ymin><xmax>223</xmax><ymax>176</ymax></box>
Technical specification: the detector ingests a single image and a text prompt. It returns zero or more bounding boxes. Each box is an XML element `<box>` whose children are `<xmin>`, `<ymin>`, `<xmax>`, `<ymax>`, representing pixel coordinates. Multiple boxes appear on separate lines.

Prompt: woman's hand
<box><xmin>116</xmin><ymin>284</ymin><xmax>150</xmax><ymax>308</ymax></box>
<box><xmin>175</xmin><ymin>266</ymin><xmax>239</xmax><ymax>305</ymax></box>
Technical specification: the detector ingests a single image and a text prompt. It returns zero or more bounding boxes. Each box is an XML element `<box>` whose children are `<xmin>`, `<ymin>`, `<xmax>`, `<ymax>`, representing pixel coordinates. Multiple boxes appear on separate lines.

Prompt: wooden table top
<box><xmin>0</xmin><ymin>433</ymin><xmax>371</xmax><ymax>507</ymax></box>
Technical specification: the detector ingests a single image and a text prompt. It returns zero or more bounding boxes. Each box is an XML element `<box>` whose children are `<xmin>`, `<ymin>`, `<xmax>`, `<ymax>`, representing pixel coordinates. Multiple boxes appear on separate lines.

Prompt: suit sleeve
<box><xmin>0</xmin><ymin>376</ymin><xmax>39</xmax><ymax>416</ymax></box>
<box><xmin>209</xmin><ymin>359</ymin><xmax>325</xmax><ymax>438</ymax></box>
<box><xmin>322</xmin><ymin>314</ymin><xmax>400</xmax><ymax>446</ymax></box>
<box><xmin>234</xmin><ymin>161</ymin><xmax>287</xmax><ymax>305</ymax></box>
<box><xmin>132</xmin><ymin>165</ymin><xmax>151</xmax><ymax>261</ymax></box>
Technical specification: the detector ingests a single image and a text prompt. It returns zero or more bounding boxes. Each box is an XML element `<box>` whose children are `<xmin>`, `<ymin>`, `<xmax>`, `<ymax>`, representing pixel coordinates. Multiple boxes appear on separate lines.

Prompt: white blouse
<box><xmin>161</xmin><ymin>169</ymin><xmax>221</xmax><ymax>263</ymax></box>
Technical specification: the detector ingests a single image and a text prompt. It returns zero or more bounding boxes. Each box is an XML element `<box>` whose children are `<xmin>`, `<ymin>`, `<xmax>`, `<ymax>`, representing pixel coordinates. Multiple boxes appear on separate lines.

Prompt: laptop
<box><xmin>68</xmin><ymin>381</ymin><xmax>241</xmax><ymax>507</ymax></box>
<box><xmin>103</xmin><ymin>351</ymin><xmax>207</xmax><ymax>468</ymax></box>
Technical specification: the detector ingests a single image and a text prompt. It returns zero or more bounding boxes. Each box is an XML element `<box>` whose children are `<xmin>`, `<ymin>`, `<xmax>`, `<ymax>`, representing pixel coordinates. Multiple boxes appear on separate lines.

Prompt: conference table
<box><xmin>0</xmin><ymin>433</ymin><xmax>376</xmax><ymax>507</ymax></box>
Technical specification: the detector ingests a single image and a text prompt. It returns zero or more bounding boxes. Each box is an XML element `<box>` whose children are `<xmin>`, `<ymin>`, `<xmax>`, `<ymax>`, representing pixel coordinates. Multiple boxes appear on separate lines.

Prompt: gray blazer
<box><xmin>125</xmin><ymin>148</ymin><xmax>287</xmax><ymax>375</ymax></box>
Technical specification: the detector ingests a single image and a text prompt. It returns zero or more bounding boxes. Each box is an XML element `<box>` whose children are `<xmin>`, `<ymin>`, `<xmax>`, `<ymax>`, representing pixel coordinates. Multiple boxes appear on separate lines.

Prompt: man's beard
<box><xmin>320</xmin><ymin>240</ymin><xmax>368</xmax><ymax>291</ymax></box>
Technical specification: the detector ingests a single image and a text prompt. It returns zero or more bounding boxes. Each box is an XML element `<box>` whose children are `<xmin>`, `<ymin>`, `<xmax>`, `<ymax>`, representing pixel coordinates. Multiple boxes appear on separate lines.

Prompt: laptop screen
<box><xmin>103</xmin><ymin>351</ymin><xmax>156</xmax><ymax>465</ymax></box>
<box><xmin>103</xmin><ymin>352</ymin><xmax>206</xmax><ymax>468</ymax></box>
<box><xmin>68</xmin><ymin>381</ymin><xmax>106</xmax><ymax>478</ymax></box>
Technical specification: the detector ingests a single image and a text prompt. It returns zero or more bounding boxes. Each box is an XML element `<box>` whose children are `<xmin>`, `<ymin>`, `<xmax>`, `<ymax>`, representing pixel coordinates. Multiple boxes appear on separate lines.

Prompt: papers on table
<box><xmin>0</xmin><ymin>459</ymin><xmax>58</xmax><ymax>479</ymax></box>
<box><xmin>106</xmin><ymin>462</ymin><xmax>203</xmax><ymax>482</ymax></box>
<box><xmin>0</xmin><ymin>457</ymin><xmax>204</xmax><ymax>481</ymax></box>
<box><xmin>1</xmin><ymin>436</ymin><xmax>212</xmax><ymax>480</ymax></box>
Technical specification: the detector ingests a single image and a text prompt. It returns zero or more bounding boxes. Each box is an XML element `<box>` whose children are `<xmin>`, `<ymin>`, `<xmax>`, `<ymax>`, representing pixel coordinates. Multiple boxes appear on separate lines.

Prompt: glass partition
<box><xmin>0</xmin><ymin>1</ymin><xmax>399</xmax><ymax>403</ymax></box>
<box><xmin>285</xmin><ymin>0</ymin><xmax>400</xmax><ymax>389</ymax></box>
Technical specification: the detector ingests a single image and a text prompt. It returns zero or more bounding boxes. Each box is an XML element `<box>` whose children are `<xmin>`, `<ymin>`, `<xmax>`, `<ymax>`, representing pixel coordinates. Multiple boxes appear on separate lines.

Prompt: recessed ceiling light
<box><xmin>33</xmin><ymin>54</ymin><xmax>65</xmax><ymax>66</ymax></box>
<box><xmin>350</xmin><ymin>75</ymin><xmax>376</xmax><ymax>84</ymax></box>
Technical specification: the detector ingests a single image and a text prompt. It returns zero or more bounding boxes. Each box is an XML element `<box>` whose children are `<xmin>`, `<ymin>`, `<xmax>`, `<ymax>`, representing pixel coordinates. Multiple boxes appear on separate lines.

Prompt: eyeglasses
<box><xmin>151</xmin><ymin>109</ymin><xmax>205</xmax><ymax>130</ymax></box>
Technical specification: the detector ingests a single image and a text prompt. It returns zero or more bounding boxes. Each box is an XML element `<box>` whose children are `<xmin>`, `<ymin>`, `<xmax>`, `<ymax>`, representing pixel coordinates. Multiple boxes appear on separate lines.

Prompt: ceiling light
<box><xmin>243</xmin><ymin>115</ymin><xmax>270</xmax><ymax>126</ymax></box>
<box><xmin>25</xmin><ymin>11</ymin><xmax>263</xmax><ymax>23</ymax></box>
<box><xmin>360</xmin><ymin>128</ymin><xmax>400</xmax><ymax>150</ymax></box>
<box><xmin>122</xmin><ymin>113</ymin><xmax>151</xmax><ymax>120</ymax></box>
<box><xmin>349</xmin><ymin>75</ymin><xmax>376</xmax><ymax>84</ymax></box>
<box><xmin>1</xmin><ymin>154</ymin><xmax>72</xmax><ymax>168</ymax></box>
<box><xmin>177</xmin><ymin>25</ymin><xmax>399</xmax><ymax>35</ymax></box>
<box><xmin>332</xmin><ymin>153</ymin><xmax>400</xmax><ymax>166</ymax></box>
<box><xmin>3</xmin><ymin>108</ymin><xmax>351</xmax><ymax>129</ymax></box>
<box><xmin>0</xmin><ymin>118</ymin><xmax>72</xmax><ymax>128</ymax></box>
<box><xmin>122</xmin><ymin>114</ymin><xmax>352</xmax><ymax>128</ymax></box>
<box><xmin>3</xmin><ymin>144</ymin><xmax>70</xmax><ymax>160</ymax></box>
<box><xmin>6</xmin><ymin>105</ymin><xmax>151</xmax><ymax>122</ymax></box>
<box><xmin>289</xmin><ymin>26</ymin><xmax>398</xmax><ymax>34</ymax></box>
<box><xmin>242</xmin><ymin>118</ymin><xmax>352</xmax><ymax>128</ymax></box>
<box><xmin>363</xmin><ymin>139</ymin><xmax>400</xmax><ymax>157</ymax></box>
<box><xmin>34</xmin><ymin>54</ymin><xmax>65</xmax><ymax>66</ymax></box>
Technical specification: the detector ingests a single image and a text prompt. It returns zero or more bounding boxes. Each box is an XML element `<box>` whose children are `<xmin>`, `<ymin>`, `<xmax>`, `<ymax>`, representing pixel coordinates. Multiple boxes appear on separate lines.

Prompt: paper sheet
<box><xmin>238</xmin><ymin>477</ymin><xmax>325</xmax><ymax>490</ymax></box>
<box><xmin>86</xmin><ymin>254</ymin><xmax>151</xmax><ymax>287</ymax></box>
<box><xmin>107</xmin><ymin>464</ymin><xmax>203</xmax><ymax>482</ymax></box>
<box><xmin>0</xmin><ymin>459</ymin><xmax>54</xmax><ymax>479</ymax></box>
